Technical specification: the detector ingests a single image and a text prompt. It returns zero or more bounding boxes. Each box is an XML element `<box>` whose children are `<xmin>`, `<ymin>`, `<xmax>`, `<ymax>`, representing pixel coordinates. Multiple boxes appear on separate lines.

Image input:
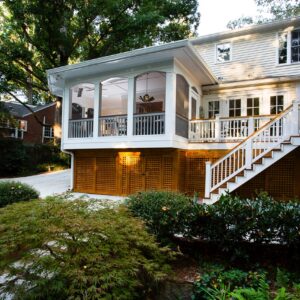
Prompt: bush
<box><xmin>0</xmin><ymin>181</ymin><xmax>39</xmax><ymax>207</ymax></box>
<box><xmin>195</xmin><ymin>193</ymin><xmax>300</xmax><ymax>249</ymax></box>
<box><xmin>0</xmin><ymin>139</ymin><xmax>70</xmax><ymax>177</ymax></box>
<box><xmin>126</xmin><ymin>191</ymin><xmax>198</xmax><ymax>242</ymax></box>
<box><xmin>0</xmin><ymin>197</ymin><xmax>174</xmax><ymax>299</ymax></box>
<box><xmin>127</xmin><ymin>191</ymin><xmax>300</xmax><ymax>259</ymax></box>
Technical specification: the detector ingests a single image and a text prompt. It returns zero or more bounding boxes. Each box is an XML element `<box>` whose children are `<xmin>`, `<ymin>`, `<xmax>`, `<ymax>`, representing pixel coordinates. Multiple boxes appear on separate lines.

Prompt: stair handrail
<box><xmin>205</xmin><ymin>100</ymin><xmax>299</xmax><ymax>198</ymax></box>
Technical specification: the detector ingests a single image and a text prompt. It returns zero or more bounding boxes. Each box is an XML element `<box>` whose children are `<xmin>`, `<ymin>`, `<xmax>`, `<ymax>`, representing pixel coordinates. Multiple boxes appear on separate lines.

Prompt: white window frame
<box><xmin>246</xmin><ymin>97</ymin><xmax>260</xmax><ymax>116</ymax></box>
<box><xmin>277</xmin><ymin>28</ymin><xmax>300</xmax><ymax>65</ymax></box>
<box><xmin>208</xmin><ymin>100</ymin><xmax>220</xmax><ymax>118</ymax></box>
<box><xmin>215</xmin><ymin>42</ymin><xmax>232</xmax><ymax>63</ymax></box>
<box><xmin>270</xmin><ymin>95</ymin><xmax>284</xmax><ymax>115</ymax></box>
<box><xmin>228</xmin><ymin>98</ymin><xmax>241</xmax><ymax>117</ymax></box>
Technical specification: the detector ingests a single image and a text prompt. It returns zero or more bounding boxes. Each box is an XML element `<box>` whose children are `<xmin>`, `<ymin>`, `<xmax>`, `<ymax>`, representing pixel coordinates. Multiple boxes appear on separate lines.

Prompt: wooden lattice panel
<box><xmin>75</xmin><ymin>157</ymin><xmax>95</xmax><ymax>193</ymax></box>
<box><xmin>145</xmin><ymin>156</ymin><xmax>162</xmax><ymax>191</ymax></box>
<box><xmin>95</xmin><ymin>157</ymin><xmax>117</xmax><ymax>195</ymax></box>
<box><xmin>162</xmin><ymin>156</ymin><xmax>174</xmax><ymax>191</ymax></box>
<box><xmin>235</xmin><ymin>147</ymin><xmax>300</xmax><ymax>201</ymax></box>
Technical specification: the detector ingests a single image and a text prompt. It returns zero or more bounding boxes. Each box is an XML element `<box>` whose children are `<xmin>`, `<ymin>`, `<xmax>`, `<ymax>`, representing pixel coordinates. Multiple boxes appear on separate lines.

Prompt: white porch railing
<box><xmin>68</xmin><ymin>118</ymin><xmax>93</xmax><ymax>138</ymax></box>
<box><xmin>189</xmin><ymin>115</ymin><xmax>271</xmax><ymax>142</ymax></box>
<box><xmin>205</xmin><ymin>101</ymin><xmax>300</xmax><ymax>198</ymax></box>
<box><xmin>99</xmin><ymin>115</ymin><xmax>127</xmax><ymax>136</ymax></box>
<box><xmin>133</xmin><ymin>112</ymin><xmax>165</xmax><ymax>135</ymax></box>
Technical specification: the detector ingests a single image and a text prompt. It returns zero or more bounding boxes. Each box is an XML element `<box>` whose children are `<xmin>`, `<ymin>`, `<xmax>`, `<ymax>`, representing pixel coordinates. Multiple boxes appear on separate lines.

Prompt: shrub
<box><xmin>196</xmin><ymin>193</ymin><xmax>300</xmax><ymax>249</ymax></box>
<box><xmin>0</xmin><ymin>139</ymin><xmax>70</xmax><ymax>177</ymax></box>
<box><xmin>126</xmin><ymin>191</ymin><xmax>198</xmax><ymax>242</ymax></box>
<box><xmin>0</xmin><ymin>181</ymin><xmax>39</xmax><ymax>207</ymax></box>
<box><xmin>0</xmin><ymin>197</ymin><xmax>174</xmax><ymax>299</ymax></box>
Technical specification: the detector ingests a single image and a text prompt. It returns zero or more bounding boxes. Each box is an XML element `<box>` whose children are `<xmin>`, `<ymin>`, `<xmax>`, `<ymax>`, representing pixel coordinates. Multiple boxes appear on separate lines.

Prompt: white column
<box><xmin>62</xmin><ymin>87</ymin><xmax>70</xmax><ymax>146</ymax></box>
<box><xmin>205</xmin><ymin>161</ymin><xmax>212</xmax><ymax>198</ymax></box>
<box><xmin>165</xmin><ymin>72</ymin><xmax>176</xmax><ymax>137</ymax></box>
<box><xmin>245</xmin><ymin>140</ymin><xmax>253</xmax><ymax>169</ymax></box>
<box><xmin>248</xmin><ymin>117</ymin><xmax>254</xmax><ymax>136</ymax></box>
<box><xmin>215</xmin><ymin>114</ymin><xmax>221</xmax><ymax>141</ymax></box>
<box><xmin>93</xmin><ymin>83</ymin><xmax>100</xmax><ymax>139</ymax></box>
<box><xmin>127</xmin><ymin>77</ymin><xmax>135</xmax><ymax>137</ymax></box>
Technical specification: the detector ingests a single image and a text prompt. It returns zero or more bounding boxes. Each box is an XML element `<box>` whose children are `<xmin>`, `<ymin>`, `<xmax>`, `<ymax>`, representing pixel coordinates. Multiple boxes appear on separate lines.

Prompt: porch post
<box><xmin>245</xmin><ymin>140</ymin><xmax>253</xmax><ymax>169</ymax></box>
<box><xmin>127</xmin><ymin>76</ymin><xmax>135</xmax><ymax>137</ymax></box>
<box><xmin>205</xmin><ymin>161</ymin><xmax>212</xmax><ymax>198</ymax></box>
<box><xmin>93</xmin><ymin>82</ymin><xmax>100</xmax><ymax>139</ymax></box>
<box><xmin>248</xmin><ymin>117</ymin><xmax>254</xmax><ymax>136</ymax></box>
<box><xmin>215</xmin><ymin>114</ymin><xmax>221</xmax><ymax>141</ymax></box>
<box><xmin>291</xmin><ymin>100</ymin><xmax>300</xmax><ymax>135</ymax></box>
<box><xmin>165</xmin><ymin>72</ymin><xmax>176</xmax><ymax>137</ymax></box>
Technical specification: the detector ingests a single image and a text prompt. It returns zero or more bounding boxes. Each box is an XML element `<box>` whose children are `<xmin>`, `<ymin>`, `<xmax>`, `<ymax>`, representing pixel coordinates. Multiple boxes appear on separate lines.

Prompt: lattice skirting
<box><xmin>72</xmin><ymin>148</ymin><xmax>300</xmax><ymax>200</ymax></box>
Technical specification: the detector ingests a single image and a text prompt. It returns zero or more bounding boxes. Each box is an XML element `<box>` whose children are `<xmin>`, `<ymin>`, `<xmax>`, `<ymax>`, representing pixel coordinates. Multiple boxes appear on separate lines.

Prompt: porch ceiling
<box><xmin>47</xmin><ymin>40</ymin><xmax>217</xmax><ymax>97</ymax></box>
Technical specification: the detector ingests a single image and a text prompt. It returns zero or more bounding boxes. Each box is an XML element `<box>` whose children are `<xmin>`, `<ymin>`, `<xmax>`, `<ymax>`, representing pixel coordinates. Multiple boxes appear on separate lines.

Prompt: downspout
<box><xmin>62</xmin><ymin>149</ymin><xmax>74</xmax><ymax>191</ymax></box>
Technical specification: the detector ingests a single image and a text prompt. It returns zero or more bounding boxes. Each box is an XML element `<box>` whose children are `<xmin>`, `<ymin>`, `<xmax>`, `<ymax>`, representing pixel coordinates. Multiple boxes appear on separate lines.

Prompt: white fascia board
<box><xmin>191</xmin><ymin>16</ymin><xmax>300</xmax><ymax>45</ymax></box>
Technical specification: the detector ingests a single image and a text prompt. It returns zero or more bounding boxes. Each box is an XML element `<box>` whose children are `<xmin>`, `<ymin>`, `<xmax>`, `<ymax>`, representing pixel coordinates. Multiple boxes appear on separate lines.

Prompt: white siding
<box><xmin>196</xmin><ymin>29</ymin><xmax>300</xmax><ymax>82</ymax></box>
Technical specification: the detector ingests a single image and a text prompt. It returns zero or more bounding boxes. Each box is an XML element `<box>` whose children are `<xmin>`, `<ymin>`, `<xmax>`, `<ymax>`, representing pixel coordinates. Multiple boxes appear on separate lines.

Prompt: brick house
<box><xmin>0</xmin><ymin>101</ymin><xmax>60</xmax><ymax>144</ymax></box>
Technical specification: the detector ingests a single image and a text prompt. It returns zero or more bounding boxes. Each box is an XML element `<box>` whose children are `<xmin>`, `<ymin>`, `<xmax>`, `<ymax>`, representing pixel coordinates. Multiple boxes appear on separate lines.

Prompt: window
<box><xmin>208</xmin><ymin>101</ymin><xmax>220</xmax><ymax>118</ymax></box>
<box><xmin>216</xmin><ymin>43</ymin><xmax>231</xmax><ymax>62</ymax></box>
<box><xmin>278</xmin><ymin>29</ymin><xmax>300</xmax><ymax>64</ymax></box>
<box><xmin>191</xmin><ymin>98</ymin><xmax>197</xmax><ymax>119</ymax></box>
<box><xmin>247</xmin><ymin>97</ymin><xmax>260</xmax><ymax>116</ymax></box>
<box><xmin>229</xmin><ymin>99</ymin><xmax>241</xmax><ymax>117</ymax></box>
<box><xmin>291</xmin><ymin>29</ymin><xmax>300</xmax><ymax>63</ymax></box>
<box><xmin>19</xmin><ymin>120</ymin><xmax>28</xmax><ymax>131</ymax></box>
<box><xmin>278</xmin><ymin>33</ymin><xmax>288</xmax><ymax>64</ymax></box>
<box><xmin>270</xmin><ymin>95</ymin><xmax>284</xmax><ymax>114</ymax></box>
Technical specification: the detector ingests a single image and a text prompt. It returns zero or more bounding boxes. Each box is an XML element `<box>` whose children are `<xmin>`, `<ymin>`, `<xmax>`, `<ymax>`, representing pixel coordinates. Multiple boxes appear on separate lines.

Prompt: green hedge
<box><xmin>0</xmin><ymin>181</ymin><xmax>39</xmax><ymax>207</ymax></box>
<box><xmin>0</xmin><ymin>139</ymin><xmax>70</xmax><ymax>176</ymax></box>
<box><xmin>126</xmin><ymin>191</ymin><xmax>300</xmax><ymax>249</ymax></box>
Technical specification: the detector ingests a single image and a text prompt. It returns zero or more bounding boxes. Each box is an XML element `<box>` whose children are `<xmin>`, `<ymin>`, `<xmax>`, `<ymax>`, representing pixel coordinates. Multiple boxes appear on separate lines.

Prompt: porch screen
<box><xmin>176</xmin><ymin>74</ymin><xmax>189</xmax><ymax>138</ymax></box>
<box><xmin>70</xmin><ymin>83</ymin><xmax>95</xmax><ymax>120</ymax></box>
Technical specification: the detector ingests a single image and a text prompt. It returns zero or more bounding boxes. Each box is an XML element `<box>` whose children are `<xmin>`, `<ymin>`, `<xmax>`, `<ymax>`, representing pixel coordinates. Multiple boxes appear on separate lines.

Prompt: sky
<box><xmin>198</xmin><ymin>0</ymin><xmax>262</xmax><ymax>35</ymax></box>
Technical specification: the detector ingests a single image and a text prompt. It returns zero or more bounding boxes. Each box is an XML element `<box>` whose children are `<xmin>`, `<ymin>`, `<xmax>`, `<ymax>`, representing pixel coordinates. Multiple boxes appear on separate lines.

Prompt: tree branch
<box><xmin>1</xmin><ymin>86</ymin><xmax>49</xmax><ymax>126</ymax></box>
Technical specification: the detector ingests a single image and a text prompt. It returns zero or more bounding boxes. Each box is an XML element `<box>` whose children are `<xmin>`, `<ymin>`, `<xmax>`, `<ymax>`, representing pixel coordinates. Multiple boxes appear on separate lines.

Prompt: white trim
<box><xmin>22</xmin><ymin>102</ymin><xmax>56</xmax><ymax>117</ymax></box>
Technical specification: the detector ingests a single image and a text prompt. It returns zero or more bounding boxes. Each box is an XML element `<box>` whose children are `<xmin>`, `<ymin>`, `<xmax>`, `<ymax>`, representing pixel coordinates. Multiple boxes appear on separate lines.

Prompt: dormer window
<box><xmin>216</xmin><ymin>43</ymin><xmax>231</xmax><ymax>62</ymax></box>
<box><xmin>278</xmin><ymin>29</ymin><xmax>300</xmax><ymax>64</ymax></box>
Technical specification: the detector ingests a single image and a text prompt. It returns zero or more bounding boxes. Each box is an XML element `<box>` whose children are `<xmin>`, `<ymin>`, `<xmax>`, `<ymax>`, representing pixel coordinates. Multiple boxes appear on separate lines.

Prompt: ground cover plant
<box><xmin>0</xmin><ymin>196</ymin><xmax>174</xmax><ymax>300</ymax></box>
<box><xmin>192</xmin><ymin>264</ymin><xmax>300</xmax><ymax>300</ymax></box>
<box><xmin>0</xmin><ymin>181</ymin><xmax>39</xmax><ymax>207</ymax></box>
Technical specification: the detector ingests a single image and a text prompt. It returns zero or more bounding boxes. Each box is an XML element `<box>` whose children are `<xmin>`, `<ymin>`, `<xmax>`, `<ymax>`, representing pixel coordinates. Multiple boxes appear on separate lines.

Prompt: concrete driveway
<box><xmin>0</xmin><ymin>169</ymin><xmax>124</xmax><ymax>201</ymax></box>
<box><xmin>0</xmin><ymin>169</ymin><xmax>71</xmax><ymax>198</ymax></box>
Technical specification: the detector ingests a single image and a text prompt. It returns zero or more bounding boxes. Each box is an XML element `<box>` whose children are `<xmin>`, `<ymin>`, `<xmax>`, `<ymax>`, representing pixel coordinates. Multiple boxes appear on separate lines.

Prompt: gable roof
<box><xmin>2</xmin><ymin>101</ymin><xmax>56</xmax><ymax>118</ymax></box>
<box><xmin>191</xmin><ymin>16</ymin><xmax>300</xmax><ymax>44</ymax></box>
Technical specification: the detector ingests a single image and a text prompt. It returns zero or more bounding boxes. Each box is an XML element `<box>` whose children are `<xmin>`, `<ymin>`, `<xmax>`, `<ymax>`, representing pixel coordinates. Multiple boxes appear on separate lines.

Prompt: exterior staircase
<box><xmin>204</xmin><ymin>100</ymin><xmax>300</xmax><ymax>204</ymax></box>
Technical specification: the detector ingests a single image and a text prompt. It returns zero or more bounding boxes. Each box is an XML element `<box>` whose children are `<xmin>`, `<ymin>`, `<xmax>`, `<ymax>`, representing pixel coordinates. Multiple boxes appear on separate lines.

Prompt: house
<box><xmin>47</xmin><ymin>17</ymin><xmax>300</xmax><ymax>203</ymax></box>
<box><xmin>0</xmin><ymin>101</ymin><xmax>59</xmax><ymax>144</ymax></box>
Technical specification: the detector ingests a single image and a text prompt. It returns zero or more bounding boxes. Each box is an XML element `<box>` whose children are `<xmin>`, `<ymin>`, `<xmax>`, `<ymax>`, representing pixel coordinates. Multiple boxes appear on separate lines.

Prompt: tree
<box><xmin>255</xmin><ymin>0</ymin><xmax>300</xmax><ymax>20</ymax></box>
<box><xmin>227</xmin><ymin>0</ymin><xmax>299</xmax><ymax>30</ymax></box>
<box><xmin>0</xmin><ymin>0</ymin><xmax>200</xmax><ymax>106</ymax></box>
<box><xmin>0</xmin><ymin>197</ymin><xmax>174</xmax><ymax>299</ymax></box>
